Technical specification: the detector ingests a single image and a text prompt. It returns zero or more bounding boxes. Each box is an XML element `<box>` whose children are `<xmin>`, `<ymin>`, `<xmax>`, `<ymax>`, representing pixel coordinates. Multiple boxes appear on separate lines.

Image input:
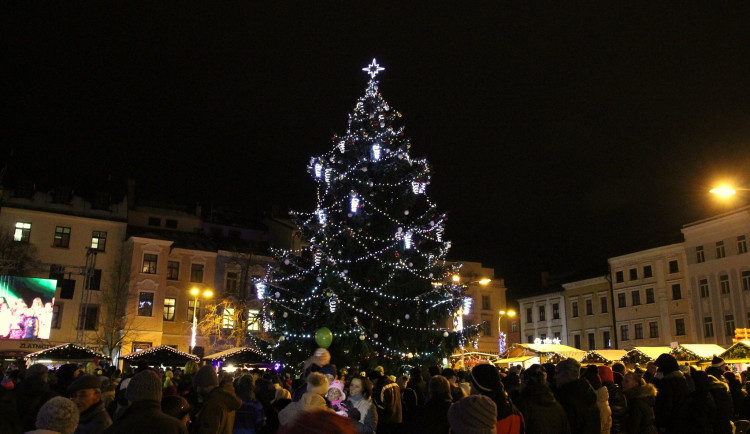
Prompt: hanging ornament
<box><xmin>317</xmin><ymin>209</ymin><xmax>327</xmax><ymax>225</ymax></box>
<box><xmin>372</xmin><ymin>144</ymin><xmax>381</xmax><ymax>161</ymax></box>
<box><xmin>338</xmin><ymin>140</ymin><xmax>346</xmax><ymax>153</ymax></box>
<box><xmin>329</xmin><ymin>294</ymin><xmax>338</xmax><ymax>313</ymax></box>
<box><xmin>279</xmin><ymin>336</ymin><xmax>285</xmax><ymax>341</ymax></box>
<box><xmin>411</xmin><ymin>181</ymin><xmax>426</xmax><ymax>194</ymax></box>
<box><xmin>443</xmin><ymin>331</ymin><xmax>450</xmax><ymax>337</ymax></box>
<box><xmin>405</xmin><ymin>314</ymin><xmax>410</xmax><ymax>320</ymax></box>
<box><xmin>404</xmin><ymin>210</ymin><xmax>409</xmax><ymax>215</ymax></box>
<box><xmin>256</xmin><ymin>282</ymin><xmax>266</xmax><ymax>300</ymax></box>
<box><xmin>462</xmin><ymin>297</ymin><xmax>473</xmax><ymax>315</ymax></box>
<box><xmin>314</xmin><ymin>250</ymin><xmax>322</xmax><ymax>266</ymax></box>
<box><xmin>283</xmin><ymin>312</ymin><xmax>288</xmax><ymax>318</ymax></box>
<box><xmin>350</xmin><ymin>193</ymin><xmax>360</xmax><ymax>213</ymax></box>
<box><xmin>325</xmin><ymin>168</ymin><xmax>332</xmax><ymax>183</ymax></box>
<box><xmin>373</xmin><ymin>333</ymin><xmax>379</xmax><ymax>339</ymax></box>
<box><xmin>314</xmin><ymin>162</ymin><xmax>323</xmax><ymax>178</ymax></box>
<box><xmin>404</xmin><ymin>232</ymin><xmax>413</xmax><ymax>249</ymax></box>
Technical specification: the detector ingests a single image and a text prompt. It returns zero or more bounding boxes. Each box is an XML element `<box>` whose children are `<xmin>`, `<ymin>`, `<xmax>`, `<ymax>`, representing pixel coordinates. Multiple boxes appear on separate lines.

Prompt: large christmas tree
<box><xmin>257</xmin><ymin>59</ymin><xmax>481</xmax><ymax>370</ymax></box>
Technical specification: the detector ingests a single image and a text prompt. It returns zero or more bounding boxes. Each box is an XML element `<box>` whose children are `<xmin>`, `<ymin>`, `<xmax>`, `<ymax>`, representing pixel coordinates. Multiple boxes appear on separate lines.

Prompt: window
<box><xmin>620</xmin><ymin>325</ymin><xmax>630</xmax><ymax>341</ymax></box>
<box><xmin>165</xmin><ymin>219</ymin><xmax>178</xmax><ymax>229</ymax></box>
<box><xmin>704</xmin><ymin>317</ymin><xmax>714</xmax><ymax>338</ymax></box>
<box><xmin>743</xmin><ymin>270</ymin><xmax>750</xmax><ymax>291</ymax></box>
<box><xmin>138</xmin><ymin>292</ymin><xmax>154</xmax><ymax>316</ymax></box>
<box><xmin>247</xmin><ymin>309</ymin><xmax>260</xmax><ymax>331</ymax></box>
<box><xmin>720</xmin><ymin>274</ymin><xmax>731</xmax><ymax>294</ymax></box>
<box><xmin>615</xmin><ymin>271</ymin><xmax>624</xmax><ymax>283</ymax></box>
<box><xmin>190</xmin><ymin>264</ymin><xmax>204</xmax><ymax>283</ymax></box>
<box><xmin>77</xmin><ymin>305</ymin><xmax>98</xmax><ymax>330</ymax></box>
<box><xmin>643</xmin><ymin>265</ymin><xmax>653</xmax><ymax>278</ymax></box>
<box><xmin>586</xmin><ymin>299</ymin><xmax>593</xmax><ymax>315</ymax></box>
<box><xmin>629</xmin><ymin>268</ymin><xmax>638</xmax><ymax>281</ymax></box>
<box><xmin>632</xmin><ymin>290</ymin><xmax>641</xmax><ymax>306</ymax></box>
<box><xmin>511</xmin><ymin>321</ymin><xmax>518</xmax><ymax>332</ymax></box>
<box><xmin>481</xmin><ymin>295</ymin><xmax>491</xmax><ymax>310</ymax></box>
<box><xmin>571</xmin><ymin>301</ymin><xmax>579</xmax><ymax>318</ymax></box>
<box><xmin>526</xmin><ymin>308</ymin><xmax>532</xmax><ymax>323</ymax></box>
<box><xmin>51</xmin><ymin>304</ymin><xmax>63</xmax><ymax>329</ymax></box>
<box><xmin>188</xmin><ymin>300</ymin><xmax>202</xmax><ymax>321</ymax></box>
<box><xmin>675</xmin><ymin>318</ymin><xmax>686</xmax><ymax>336</ymax></box>
<box><xmin>588</xmin><ymin>332</ymin><xmax>596</xmax><ymax>350</ymax></box>
<box><xmin>539</xmin><ymin>306</ymin><xmax>546</xmax><ymax>321</ymax></box>
<box><xmin>91</xmin><ymin>231</ymin><xmax>107</xmax><ymax>252</ymax></box>
<box><xmin>14</xmin><ymin>222</ymin><xmax>31</xmax><ymax>242</ymax></box>
<box><xmin>700</xmin><ymin>279</ymin><xmax>710</xmax><ymax>298</ymax></box>
<box><xmin>574</xmin><ymin>334</ymin><xmax>581</xmax><ymax>349</ymax></box>
<box><xmin>554</xmin><ymin>331</ymin><xmax>561</xmax><ymax>340</ymax></box>
<box><xmin>600</xmin><ymin>296</ymin><xmax>608</xmax><ymax>313</ymax></box>
<box><xmin>482</xmin><ymin>316</ymin><xmax>493</xmax><ymax>336</ymax></box>
<box><xmin>53</xmin><ymin>226</ymin><xmax>71</xmax><ymax>248</ymax></box>
<box><xmin>726</xmin><ymin>315</ymin><xmax>735</xmax><ymax>336</ymax></box>
<box><xmin>672</xmin><ymin>283</ymin><xmax>682</xmax><ymax>300</ymax></box>
<box><xmin>528</xmin><ymin>335</ymin><xmax>534</xmax><ymax>344</ymax></box>
<box><xmin>603</xmin><ymin>331</ymin><xmax>611</xmax><ymax>349</ymax></box>
<box><xmin>167</xmin><ymin>261</ymin><xmax>180</xmax><ymax>280</ymax></box>
<box><xmin>163</xmin><ymin>298</ymin><xmax>176</xmax><ymax>321</ymax></box>
<box><xmin>148</xmin><ymin>217</ymin><xmax>161</xmax><ymax>227</ymax></box>
<box><xmin>617</xmin><ymin>293</ymin><xmax>626</xmax><ymax>308</ymax></box>
<box><xmin>717</xmin><ymin>241</ymin><xmax>726</xmax><ymax>259</ymax></box>
<box><xmin>132</xmin><ymin>342</ymin><xmax>152</xmax><ymax>352</ymax></box>
<box><xmin>226</xmin><ymin>272</ymin><xmax>240</xmax><ymax>294</ymax></box>
<box><xmin>552</xmin><ymin>303</ymin><xmax>560</xmax><ymax>319</ymax></box>
<box><xmin>646</xmin><ymin>288</ymin><xmax>655</xmax><ymax>304</ymax></box>
<box><xmin>142</xmin><ymin>254</ymin><xmax>158</xmax><ymax>274</ymax></box>
<box><xmin>739</xmin><ymin>235</ymin><xmax>748</xmax><ymax>254</ymax></box>
<box><xmin>89</xmin><ymin>269</ymin><xmax>101</xmax><ymax>291</ymax></box>
<box><xmin>634</xmin><ymin>323</ymin><xmax>643</xmax><ymax>339</ymax></box>
<box><xmin>649</xmin><ymin>321</ymin><xmax>659</xmax><ymax>338</ymax></box>
<box><xmin>222</xmin><ymin>307</ymin><xmax>235</xmax><ymax>329</ymax></box>
<box><xmin>669</xmin><ymin>260</ymin><xmax>679</xmax><ymax>274</ymax></box>
<box><xmin>696</xmin><ymin>246</ymin><xmax>705</xmax><ymax>263</ymax></box>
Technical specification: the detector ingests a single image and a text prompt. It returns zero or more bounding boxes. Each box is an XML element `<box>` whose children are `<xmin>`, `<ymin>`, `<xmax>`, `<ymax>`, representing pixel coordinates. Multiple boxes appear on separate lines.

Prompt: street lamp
<box><xmin>498</xmin><ymin>309</ymin><xmax>516</xmax><ymax>354</ymax></box>
<box><xmin>451</xmin><ymin>275</ymin><xmax>490</xmax><ymax>369</ymax></box>
<box><xmin>190</xmin><ymin>287</ymin><xmax>213</xmax><ymax>353</ymax></box>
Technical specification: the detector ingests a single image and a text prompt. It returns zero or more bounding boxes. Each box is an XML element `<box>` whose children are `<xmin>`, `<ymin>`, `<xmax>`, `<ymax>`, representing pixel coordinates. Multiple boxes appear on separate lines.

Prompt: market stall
<box><xmin>120</xmin><ymin>345</ymin><xmax>199</xmax><ymax>368</ymax></box>
<box><xmin>670</xmin><ymin>344</ymin><xmax>727</xmax><ymax>366</ymax></box>
<box><xmin>580</xmin><ymin>349</ymin><xmax>627</xmax><ymax>365</ymax></box>
<box><xmin>450</xmin><ymin>351</ymin><xmax>500</xmax><ymax>369</ymax></box>
<box><xmin>621</xmin><ymin>346</ymin><xmax>672</xmax><ymax>367</ymax></box>
<box><xmin>493</xmin><ymin>356</ymin><xmax>536</xmax><ymax>369</ymax></box>
<box><xmin>719</xmin><ymin>341</ymin><xmax>750</xmax><ymax>370</ymax></box>
<box><xmin>203</xmin><ymin>346</ymin><xmax>270</xmax><ymax>371</ymax></box>
<box><xmin>503</xmin><ymin>343</ymin><xmax>586</xmax><ymax>365</ymax></box>
<box><xmin>24</xmin><ymin>343</ymin><xmax>108</xmax><ymax>367</ymax></box>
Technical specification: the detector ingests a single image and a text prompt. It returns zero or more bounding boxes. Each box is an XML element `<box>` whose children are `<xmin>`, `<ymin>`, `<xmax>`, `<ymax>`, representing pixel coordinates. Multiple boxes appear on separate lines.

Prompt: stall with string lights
<box><xmin>24</xmin><ymin>343</ymin><xmax>108</xmax><ymax>366</ymax></box>
<box><xmin>498</xmin><ymin>343</ymin><xmax>586</xmax><ymax>366</ymax></box>
<box><xmin>670</xmin><ymin>344</ymin><xmax>727</xmax><ymax>366</ymax></box>
<box><xmin>203</xmin><ymin>346</ymin><xmax>271</xmax><ymax>371</ymax></box>
<box><xmin>719</xmin><ymin>341</ymin><xmax>750</xmax><ymax>370</ymax></box>
<box><xmin>580</xmin><ymin>349</ymin><xmax>627</xmax><ymax>365</ymax></box>
<box><xmin>120</xmin><ymin>344</ymin><xmax>199</xmax><ymax>368</ymax></box>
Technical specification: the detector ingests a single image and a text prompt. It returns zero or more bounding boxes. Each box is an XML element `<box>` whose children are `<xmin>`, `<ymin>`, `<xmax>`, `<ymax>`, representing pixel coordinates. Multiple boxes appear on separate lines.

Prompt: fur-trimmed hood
<box><xmin>624</xmin><ymin>383</ymin><xmax>657</xmax><ymax>400</ymax></box>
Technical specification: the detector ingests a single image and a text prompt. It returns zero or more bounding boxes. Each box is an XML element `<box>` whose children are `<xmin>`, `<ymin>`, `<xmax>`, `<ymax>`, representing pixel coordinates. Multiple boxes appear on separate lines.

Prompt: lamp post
<box><xmin>190</xmin><ymin>287</ymin><xmax>213</xmax><ymax>353</ymax></box>
<box><xmin>498</xmin><ymin>309</ymin><xmax>516</xmax><ymax>354</ymax></box>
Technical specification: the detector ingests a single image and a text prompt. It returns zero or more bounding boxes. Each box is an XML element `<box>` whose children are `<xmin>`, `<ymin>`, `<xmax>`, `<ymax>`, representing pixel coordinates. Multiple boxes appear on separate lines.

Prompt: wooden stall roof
<box><xmin>203</xmin><ymin>346</ymin><xmax>269</xmax><ymax>364</ymax></box>
<box><xmin>581</xmin><ymin>349</ymin><xmax>627</xmax><ymax>364</ymax></box>
<box><xmin>120</xmin><ymin>345</ymin><xmax>199</xmax><ymax>365</ymax></box>
<box><xmin>506</xmin><ymin>343</ymin><xmax>586</xmax><ymax>361</ymax></box>
<box><xmin>24</xmin><ymin>343</ymin><xmax>108</xmax><ymax>361</ymax></box>
<box><xmin>623</xmin><ymin>346</ymin><xmax>672</xmax><ymax>361</ymax></box>
<box><xmin>671</xmin><ymin>344</ymin><xmax>727</xmax><ymax>362</ymax></box>
<box><xmin>494</xmin><ymin>356</ymin><xmax>535</xmax><ymax>365</ymax></box>
<box><xmin>720</xmin><ymin>341</ymin><xmax>750</xmax><ymax>363</ymax></box>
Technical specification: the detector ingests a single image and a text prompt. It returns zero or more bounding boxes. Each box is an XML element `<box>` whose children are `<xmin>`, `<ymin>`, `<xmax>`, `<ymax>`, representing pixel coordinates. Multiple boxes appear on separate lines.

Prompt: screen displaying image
<box><xmin>0</xmin><ymin>275</ymin><xmax>57</xmax><ymax>340</ymax></box>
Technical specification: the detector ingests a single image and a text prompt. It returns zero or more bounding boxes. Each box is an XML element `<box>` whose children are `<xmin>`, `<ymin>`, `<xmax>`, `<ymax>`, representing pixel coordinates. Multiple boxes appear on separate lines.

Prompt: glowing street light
<box><xmin>190</xmin><ymin>287</ymin><xmax>213</xmax><ymax>353</ymax></box>
<box><xmin>497</xmin><ymin>309</ymin><xmax>516</xmax><ymax>354</ymax></box>
<box><xmin>710</xmin><ymin>186</ymin><xmax>737</xmax><ymax>197</ymax></box>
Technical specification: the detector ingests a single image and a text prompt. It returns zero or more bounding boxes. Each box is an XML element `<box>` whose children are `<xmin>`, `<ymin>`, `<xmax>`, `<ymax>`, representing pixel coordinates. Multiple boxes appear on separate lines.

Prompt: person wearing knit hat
<box><xmin>278</xmin><ymin>391</ymin><xmax>334</xmax><ymax>427</ymax></box>
<box><xmin>553</xmin><ymin>358</ymin><xmax>601</xmax><ymax>433</ymax></box>
<box><xmin>515</xmin><ymin>364</ymin><xmax>569</xmax><ymax>434</ymax></box>
<box><xmin>651</xmin><ymin>353</ymin><xmax>689</xmax><ymax>432</ymax></box>
<box><xmin>327</xmin><ymin>379</ymin><xmax>346</xmax><ymax>410</ymax></box>
<box><xmin>448</xmin><ymin>395</ymin><xmax>497</xmax><ymax>434</ymax></box>
<box><xmin>191</xmin><ymin>365</ymin><xmax>241</xmax><ymax>434</ymax></box>
<box><xmin>101</xmin><ymin>369</ymin><xmax>187</xmax><ymax>434</ymax></box>
<box><xmin>30</xmin><ymin>396</ymin><xmax>80</xmax><ymax>434</ymax></box>
<box><xmin>470</xmin><ymin>363</ymin><xmax>524</xmax><ymax>432</ymax></box>
<box><xmin>470</xmin><ymin>363</ymin><xmax>502</xmax><ymax>395</ymax></box>
<box><xmin>17</xmin><ymin>363</ymin><xmax>58</xmax><ymax>432</ymax></box>
<box><xmin>307</xmin><ymin>372</ymin><xmax>330</xmax><ymax>397</ymax></box>
<box><xmin>68</xmin><ymin>374</ymin><xmax>112</xmax><ymax>433</ymax></box>
<box><xmin>654</xmin><ymin>353</ymin><xmax>679</xmax><ymax>375</ymax></box>
<box><xmin>319</xmin><ymin>364</ymin><xmax>337</xmax><ymax>382</ymax></box>
<box><xmin>599</xmin><ymin>365</ymin><xmax>627</xmax><ymax>434</ymax></box>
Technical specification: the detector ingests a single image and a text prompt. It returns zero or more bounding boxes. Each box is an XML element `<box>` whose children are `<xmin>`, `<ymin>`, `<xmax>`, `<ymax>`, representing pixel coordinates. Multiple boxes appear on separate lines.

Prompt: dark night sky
<box><xmin>4</xmin><ymin>4</ymin><xmax>750</xmax><ymax>296</ymax></box>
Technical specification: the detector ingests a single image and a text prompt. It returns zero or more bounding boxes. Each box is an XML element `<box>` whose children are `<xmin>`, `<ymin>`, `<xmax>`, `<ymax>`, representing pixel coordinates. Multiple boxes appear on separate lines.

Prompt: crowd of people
<box><xmin>2</xmin><ymin>349</ymin><xmax>750</xmax><ymax>434</ymax></box>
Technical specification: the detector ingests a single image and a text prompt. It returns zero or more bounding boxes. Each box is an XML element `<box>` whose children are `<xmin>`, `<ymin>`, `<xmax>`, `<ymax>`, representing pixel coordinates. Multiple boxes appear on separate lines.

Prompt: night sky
<box><xmin>4</xmin><ymin>4</ymin><xmax>750</xmax><ymax>297</ymax></box>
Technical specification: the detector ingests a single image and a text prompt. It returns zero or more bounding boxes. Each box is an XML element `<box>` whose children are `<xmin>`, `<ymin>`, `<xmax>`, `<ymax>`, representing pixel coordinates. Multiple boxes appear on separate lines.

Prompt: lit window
<box><xmin>142</xmin><ymin>254</ymin><xmax>158</xmax><ymax>274</ymax></box>
<box><xmin>53</xmin><ymin>226</ymin><xmax>71</xmax><ymax>248</ymax></box>
<box><xmin>91</xmin><ymin>231</ymin><xmax>107</xmax><ymax>252</ymax></box>
<box><xmin>222</xmin><ymin>307</ymin><xmax>235</xmax><ymax>329</ymax></box>
<box><xmin>163</xmin><ymin>298</ymin><xmax>176</xmax><ymax>321</ymax></box>
<box><xmin>138</xmin><ymin>292</ymin><xmax>154</xmax><ymax>316</ymax></box>
<box><xmin>247</xmin><ymin>309</ymin><xmax>260</xmax><ymax>331</ymax></box>
<box><xmin>14</xmin><ymin>222</ymin><xmax>31</xmax><ymax>243</ymax></box>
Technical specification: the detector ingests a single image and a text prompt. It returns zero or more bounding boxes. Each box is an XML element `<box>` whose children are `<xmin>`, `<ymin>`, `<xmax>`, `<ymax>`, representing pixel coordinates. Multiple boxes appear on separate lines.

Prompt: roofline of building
<box><xmin>682</xmin><ymin>205</ymin><xmax>750</xmax><ymax>229</ymax></box>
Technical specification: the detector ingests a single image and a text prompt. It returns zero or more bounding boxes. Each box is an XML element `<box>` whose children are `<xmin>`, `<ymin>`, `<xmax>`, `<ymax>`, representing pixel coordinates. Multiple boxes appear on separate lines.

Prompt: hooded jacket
<box><xmin>593</xmin><ymin>386</ymin><xmax>612</xmax><ymax>434</ymax></box>
<box><xmin>706</xmin><ymin>375</ymin><xmax>733</xmax><ymax>434</ymax></box>
<box><xmin>194</xmin><ymin>382</ymin><xmax>242</xmax><ymax>434</ymax></box>
<box><xmin>653</xmin><ymin>370</ymin><xmax>688</xmax><ymax>433</ymax></box>
<box><xmin>74</xmin><ymin>400</ymin><xmax>113</xmax><ymax>434</ymax></box>
<box><xmin>623</xmin><ymin>383</ymin><xmax>657</xmax><ymax>434</ymax></box>
<box><xmin>554</xmin><ymin>378</ymin><xmax>600</xmax><ymax>434</ymax></box>
<box><xmin>515</xmin><ymin>382</ymin><xmax>570</xmax><ymax>434</ymax></box>
<box><xmin>103</xmin><ymin>400</ymin><xmax>187</xmax><ymax>434</ymax></box>
<box><xmin>604</xmin><ymin>382</ymin><xmax>628</xmax><ymax>434</ymax></box>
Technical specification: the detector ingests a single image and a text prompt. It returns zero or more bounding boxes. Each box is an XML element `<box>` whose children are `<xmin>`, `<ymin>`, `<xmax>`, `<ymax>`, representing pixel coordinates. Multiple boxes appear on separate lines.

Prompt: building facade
<box><xmin>518</xmin><ymin>291</ymin><xmax>567</xmax><ymax>345</ymax></box>
<box><xmin>682</xmin><ymin>207</ymin><xmax>750</xmax><ymax>346</ymax></box>
<box><xmin>609</xmin><ymin>243</ymin><xmax>693</xmax><ymax>348</ymax></box>
<box><xmin>563</xmin><ymin>276</ymin><xmax>614</xmax><ymax>351</ymax></box>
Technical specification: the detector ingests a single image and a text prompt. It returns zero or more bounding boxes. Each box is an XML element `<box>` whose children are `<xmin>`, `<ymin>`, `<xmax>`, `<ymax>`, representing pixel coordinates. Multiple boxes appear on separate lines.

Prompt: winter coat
<box><xmin>515</xmin><ymin>382</ymin><xmax>570</xmax><ymax>434</ymax></box>
<box><xmin>554</xmin><ymin>378</ymin><xmax>600</xmax><ymax>434</ymax></box>
<box><xmin>194</xmin><ymin>382</ymin><xmax>242</xmax><ymax>434</ymax></box>
<box><xmin>727</xmin><ymin>378</ymin><xmax>746</xmax><ymax>420</ymax></box>
<box><xmin>278</xmin><ymin>392</ymin><xmax>332</xmax><ymax>427</ymax></box>
<box><xmin>623</xmin><ymin>383</ymin><xmax>658</xmax><ymax>434</ymax></box>
<box><xmin>706</xmin><ymin>376</ymin><xmax>733</xmax><ymax>434</ymax></box>
<box><xmin>372</xmin><ymin>377</ymin><xmax>402</xmax><ymax>426</ymax></box>
<box><xmin>593</xmin><ymin>386</ymin><xmax>612</xmax><ymax>434</ymax></box>
<box><xmin>686</xmin><ymin>386</ymin><xmax>715</xmax><ymax>434</ymax></box>
<box><xmin>653</xmin><ymin>370</ymin><xmax>689</xmax><ymax>433</ymax></box>
<box><xmin>605</xmin><ymin>382</ymin><xmax>628</xmax><ymax>434</ymax></box>
<box><xmin>0</xmin><ymin>384</ymin><xmax>21</xmax><ymax>434</ymax></box>
<box><xmin>74</xmin><ymin>400</ymin><xmax>113</xmax><ymax>434</ymax></box>
<box><xmin>102</xmin><ymin>400</ymin><xmax>187</xmax><ymax>434</ymax></box>
<box><xmin>232</xmin><ymin>398</ymin><xmax>263</xmax><ymax>434</ymax></box>
<box><xmin>14</xmin><ymin>376</ymin><xmax>58</xmax><ymax>432</ymax></box>
<box><xmin>402</xmin><ymin>397</ymin><xmax>450</xmax><ymax>434</ymax></box>
<box><xmin>344</xmin><ymin>393</ymin><xmax>377</xmax><ymax>434</ymax></box>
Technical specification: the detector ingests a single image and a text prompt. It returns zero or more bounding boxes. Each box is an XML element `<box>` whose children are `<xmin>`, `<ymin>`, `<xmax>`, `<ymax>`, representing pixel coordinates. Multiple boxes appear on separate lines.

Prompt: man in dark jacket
<box><xmin>553</xmin><ymin>358</ymin><xmax>600</xmax><ymax>434</ymax></box>
<box><xmin>192</xmin><ymin>365</ymin><xmax>242</xmax><ymax>434</ymax></box>
<box><xmin>14</xmin><ymin>363</ymin><xmax>58</xmax><ymax>432</ymax></box>
<box><xmin>653</xmin><ymin>353</ymin><xmax>689</xmax><ymax>433</ymax></box>
<box><xmin>369</xmin><ymin>369</ymin><xmax>402</xmax><ymax>434</ymax></box>
<box><xmin>103</xmin><ymin>369</ymin><xmax>187</xmax><ymax>434</ymax></box>
<box><xmin>515</xmin><ymin>364</ymin><xmax>570</xmax><ymax>434</ymax></box>
<box><xmin>706</xmin><ymin>373</ymin><xmax>734</xmax><ymax>434</ymax></box>
<box><xmin>68</xmin><ymin>374</ymin><xmax>112</xmax><ymax>434</ymax></box>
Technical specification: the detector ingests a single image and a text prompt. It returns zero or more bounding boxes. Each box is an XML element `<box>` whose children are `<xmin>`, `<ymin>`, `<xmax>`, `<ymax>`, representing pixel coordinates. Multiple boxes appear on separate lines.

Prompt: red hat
<box><xmin>598</xmin><ymin>366</ymin><xmax>614</xmax><ymax>384</ymax></box>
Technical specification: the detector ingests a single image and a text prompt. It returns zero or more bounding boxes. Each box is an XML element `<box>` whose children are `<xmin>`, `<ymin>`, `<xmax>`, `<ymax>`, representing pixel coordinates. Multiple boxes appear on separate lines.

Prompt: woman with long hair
<box><xmin>342</xmin><ymin>376</ymin><xmax>377</xmax><ymax>433</ymax></box>
<box><xmin>469</xmin><ymin>363</ymin><xmax>525</xmax><ymax>434</ymax></box>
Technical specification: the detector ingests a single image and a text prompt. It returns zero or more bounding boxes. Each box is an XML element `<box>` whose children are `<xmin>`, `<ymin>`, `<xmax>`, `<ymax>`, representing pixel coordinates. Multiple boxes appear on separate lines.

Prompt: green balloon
<box><xmin>315</xmin><ymin>327</ymin><xmax>333</xmax><ymax>348</ymax></box>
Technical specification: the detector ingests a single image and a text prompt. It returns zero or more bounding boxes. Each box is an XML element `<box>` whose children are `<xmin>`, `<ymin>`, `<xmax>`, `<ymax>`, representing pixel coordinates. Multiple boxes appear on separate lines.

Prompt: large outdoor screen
<box><xmin>0</xmin><ymin>275</ymin><xmax>57</xmax><ymax>340</ymax></box>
